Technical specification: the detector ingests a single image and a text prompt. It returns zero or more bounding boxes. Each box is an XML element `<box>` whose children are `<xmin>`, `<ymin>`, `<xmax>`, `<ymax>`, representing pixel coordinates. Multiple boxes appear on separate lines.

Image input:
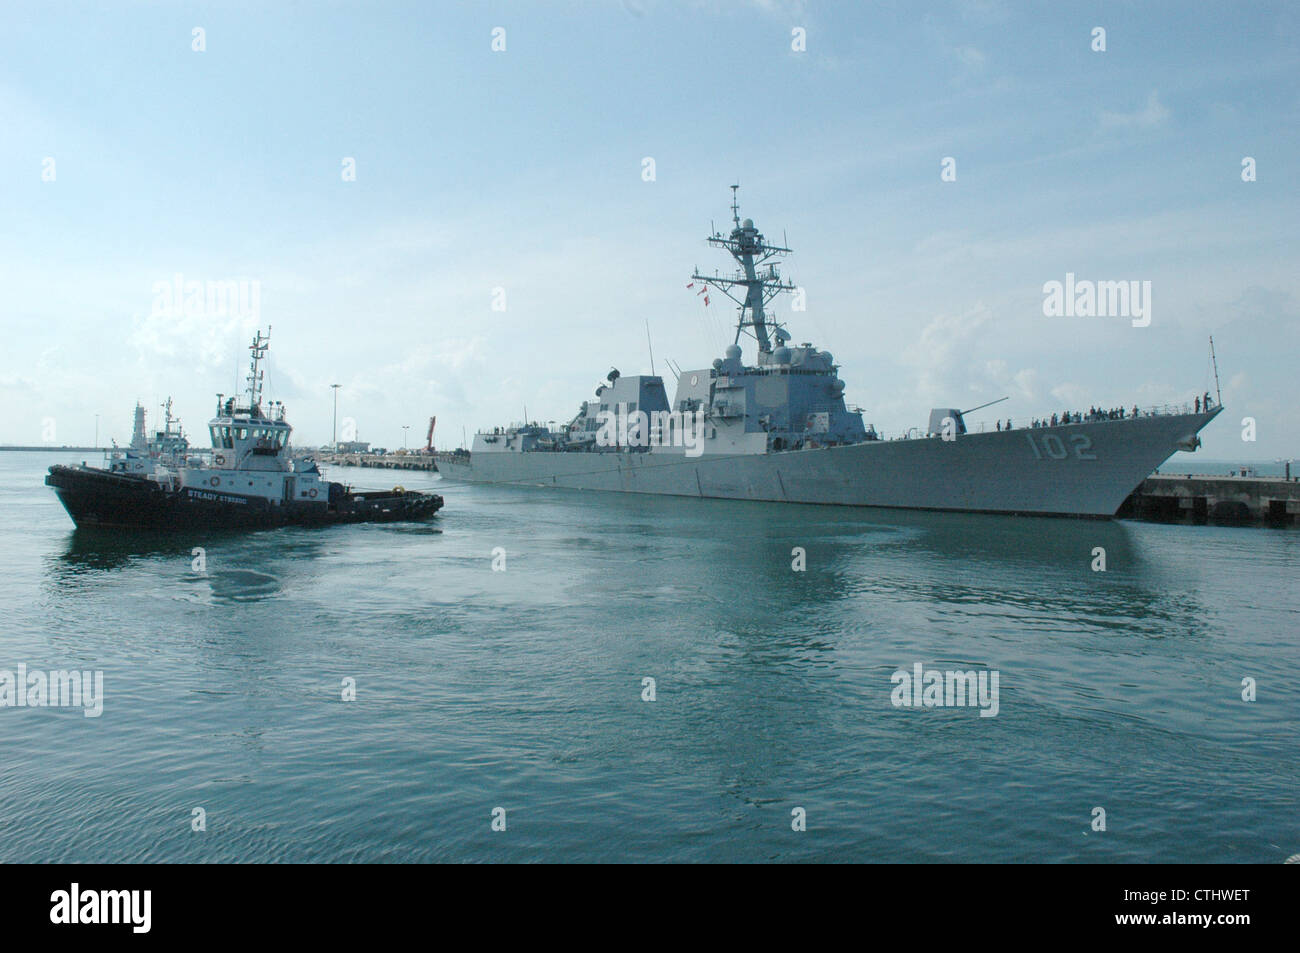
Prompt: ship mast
<box><xmin>244</xmin><ymin>327</ymin><xmax>271</xmax><ymax>413</ymax></box>
<box><xmin>691</xmin><ymin>186</ymin><xmax>795</xmax><ymax>355</ymax></box>
<box><xmin>1209</xmin><ymin>335</ymin><xmax>1222</xmax><ymax>406</ymax></box>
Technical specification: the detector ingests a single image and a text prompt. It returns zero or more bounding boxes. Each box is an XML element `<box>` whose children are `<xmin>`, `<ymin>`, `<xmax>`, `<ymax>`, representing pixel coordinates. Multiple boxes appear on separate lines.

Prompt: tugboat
<box><xmin>105</xmin><ymin>397</ymin><xmax>203</xmax><ymax>479</ymax></box>
<box><xmin>46</xmin><ymin>329</ymin><xmax>443</xmax><ymax>530</ymax></box>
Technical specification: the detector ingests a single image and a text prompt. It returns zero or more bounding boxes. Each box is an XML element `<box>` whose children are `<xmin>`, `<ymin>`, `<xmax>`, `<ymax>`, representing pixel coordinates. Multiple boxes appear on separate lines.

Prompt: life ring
<box><xmin>209</xmin><ymin>476</ymin><xmax>220</xmax><ymax>487</ymax></box>
<box><xmin>393</xmin><ymin>485</ymin><xmax>405</xmax><ymax>494</ymax></box>
<box><xmin>308</xmin><ymin>488</ymin><xmax>318</xmax><ymax>499</ymax></box>
<box><xmin>214</xmin><ymin>454</ymin><xmax>226</xmax><ymax>466</ymax></box>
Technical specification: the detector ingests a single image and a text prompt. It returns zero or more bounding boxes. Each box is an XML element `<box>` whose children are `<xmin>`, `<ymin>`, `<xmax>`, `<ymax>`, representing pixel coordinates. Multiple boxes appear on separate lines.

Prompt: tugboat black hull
<box><xmin>46</xmin><ymin>465</ymin><xmax>442</xmax><ymax>531</ymax></box>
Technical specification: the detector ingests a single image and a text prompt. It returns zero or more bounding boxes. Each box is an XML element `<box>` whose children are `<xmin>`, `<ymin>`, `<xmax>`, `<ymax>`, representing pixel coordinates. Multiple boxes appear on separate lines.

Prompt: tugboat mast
<box><xmin>244</xmin><ymin>327</ymin><xmax>271</xmax><ymax>413</ymax></box>
<box><xmin>691</xmin><ymin>186</ymin><xmax>796</xmax><ymax>355</ymax></box>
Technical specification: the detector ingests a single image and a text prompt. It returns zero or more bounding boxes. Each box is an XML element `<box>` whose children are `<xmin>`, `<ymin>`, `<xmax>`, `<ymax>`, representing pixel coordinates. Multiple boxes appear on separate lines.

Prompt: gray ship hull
<box><xmin>439</xmin><ymin>411</ymin><xmax>1218</xmax><ymax>517</ymax></box>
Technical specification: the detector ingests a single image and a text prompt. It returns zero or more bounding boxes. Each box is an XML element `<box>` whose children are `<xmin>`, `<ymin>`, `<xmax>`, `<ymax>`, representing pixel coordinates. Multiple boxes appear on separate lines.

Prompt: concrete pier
<box><xmin>318</xmin><ymin>452</ymin><xmax>437</xmax><ymax>472</ymax></box>
<box><xmin>1119</xmin><ymin>473</ymin><xmax>1300</xmax><ymax>527</ymax></box>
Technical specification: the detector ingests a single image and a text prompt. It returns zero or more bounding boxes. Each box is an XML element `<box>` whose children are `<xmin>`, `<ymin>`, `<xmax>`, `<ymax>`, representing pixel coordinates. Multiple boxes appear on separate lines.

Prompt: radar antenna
<box><xmin>691</xmin><ymin>187</ymin><xmax>795</xmax><ymax>355</ymax></box>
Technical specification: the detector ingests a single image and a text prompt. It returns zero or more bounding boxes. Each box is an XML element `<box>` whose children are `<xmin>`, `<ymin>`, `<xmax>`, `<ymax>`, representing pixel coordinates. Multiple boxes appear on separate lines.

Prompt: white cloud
<box><xmin>901</xmin><ymin>304</ymin><xmax>994</xmax><ymax>402</ymax></box>
<box><xmin>1049</xmin><ymin>382</ymin><xmax>1090</xmax><ymax>408</ymax></box>
<box><xmin>1101</xmin><ymin>91</ymin><xmax>1170</xmax><ymax>129</ymax></box>
<box><xmin>1012</xmin><ymin>368</ymin><xmax>1039</xmax><ymax>402</ymax></box>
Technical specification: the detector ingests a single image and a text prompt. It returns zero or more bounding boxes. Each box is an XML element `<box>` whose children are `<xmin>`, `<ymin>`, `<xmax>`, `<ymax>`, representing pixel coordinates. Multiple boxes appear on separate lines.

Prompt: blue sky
<box><xmin>2</xmin><ymin>0</ymin><xmax>1297</xmax><ymax>460</ymax></box>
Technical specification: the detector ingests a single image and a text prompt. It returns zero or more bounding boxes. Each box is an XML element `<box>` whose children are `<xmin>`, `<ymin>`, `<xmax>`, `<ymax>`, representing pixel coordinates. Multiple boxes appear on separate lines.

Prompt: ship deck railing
<box><xmin>963</xmin><ymin>400</ymin><xmax>1208</xmax><ymax>433</ymax></box>
<box><xmin>882</xmin><ymin>400</ymin><xmax>1212</xmax><ymax>441</ymax></box>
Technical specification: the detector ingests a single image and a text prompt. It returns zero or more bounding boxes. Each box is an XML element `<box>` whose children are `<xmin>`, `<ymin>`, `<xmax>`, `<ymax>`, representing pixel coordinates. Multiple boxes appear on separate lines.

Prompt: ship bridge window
<box><xmin>219</xmin><ymin>427</ymin><xmax>234</xmax><ymax>449</ymax></box>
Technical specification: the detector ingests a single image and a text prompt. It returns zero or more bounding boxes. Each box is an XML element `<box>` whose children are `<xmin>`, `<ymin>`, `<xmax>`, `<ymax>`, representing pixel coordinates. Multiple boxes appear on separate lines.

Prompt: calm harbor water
<box><xmin>1</xmin><ymin>451</ymin><xmax>1296</xmax><ymax>863</ymax></box>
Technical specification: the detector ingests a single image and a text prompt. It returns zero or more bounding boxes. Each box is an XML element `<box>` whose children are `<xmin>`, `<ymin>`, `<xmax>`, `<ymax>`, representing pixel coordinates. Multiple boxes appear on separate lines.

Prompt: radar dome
<box><xmin>820</xmin><ymin>351</ymin><xmax>834</xmax><ymax>365</ymax></box>
<box><xmin>742</xmin><ymin>218</ymin><xmax>753</xmax><ymax>229</ymax></box>
<box><xmin>712</xmin><ymin>358</ymin><xmax>723</xmax><ymax>370</ymax></box>
<box><xmin>725</xmin><ymin>345</ymin><xmax>742</xmax><ymax>361</ymax></box>
<box><xmin>773</xmin><ymin>346</ymin><xmax>791</xmax><ymax>364</ymax></box>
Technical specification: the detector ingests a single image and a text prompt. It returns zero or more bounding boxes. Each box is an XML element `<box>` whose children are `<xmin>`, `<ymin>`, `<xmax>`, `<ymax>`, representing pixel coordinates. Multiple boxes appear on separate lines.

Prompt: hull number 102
<box><xmin>1026</xmin><ymin>432</ymin><xmax>1097</xmax><ymax>461</ymax></box>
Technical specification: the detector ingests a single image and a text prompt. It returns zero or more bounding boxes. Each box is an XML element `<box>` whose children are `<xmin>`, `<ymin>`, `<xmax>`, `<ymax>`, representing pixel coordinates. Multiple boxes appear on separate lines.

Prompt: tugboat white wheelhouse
<box><xmin>46</xmin><ymin>329</ymin><xmax>443</xmax><ymax>530</ymax></box>
<box><xmin>439</xmin><ymin>188</ymin><xmax>1220</xmax><ymax>518</ymax></box>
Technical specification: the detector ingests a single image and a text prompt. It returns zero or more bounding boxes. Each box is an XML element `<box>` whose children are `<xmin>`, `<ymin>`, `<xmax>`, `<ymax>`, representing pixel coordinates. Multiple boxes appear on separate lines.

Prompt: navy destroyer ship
<box><xmin>439</xmin><ymin>188</ymin><xmax>1220</xmax><ymax>517</ymax></box>
<box><xmin>47</xmin><ymin>330</ymin><xmax>443</xmax><ymax>530</ymax></box>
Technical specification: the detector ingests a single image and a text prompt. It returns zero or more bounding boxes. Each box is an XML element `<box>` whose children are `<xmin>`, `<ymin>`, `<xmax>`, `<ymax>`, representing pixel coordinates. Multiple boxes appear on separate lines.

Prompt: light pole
<box><xmin>402</xmin><ymin>425</ymin><xmax>409</xmax><ymax>450</ymax></box>
<box><xmin>331</xmin><ymin>384</ymin><xmax>340</xmax><ymax>449</ymax></box>
<box><xmin>94</xmin><ymin>414</ymin><xmax>99</xmax><ymax>449</ymax></box>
